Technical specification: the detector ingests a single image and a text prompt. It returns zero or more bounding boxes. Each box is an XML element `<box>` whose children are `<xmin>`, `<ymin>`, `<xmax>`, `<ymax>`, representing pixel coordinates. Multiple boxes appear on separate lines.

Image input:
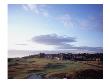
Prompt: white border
<box><xmin>0</xmin><ymin>0</ymin><xmax>8</xmax><ymax>79</ymax></box>
<box><xmin>7</xmin><ymin>0</ymin><xmax>103</xmax><ymax>4</ymax></box>
<box><xmin>0</xmin><ymin>0</ymin><xmax>110</xmax><ymax>82</ymax></box>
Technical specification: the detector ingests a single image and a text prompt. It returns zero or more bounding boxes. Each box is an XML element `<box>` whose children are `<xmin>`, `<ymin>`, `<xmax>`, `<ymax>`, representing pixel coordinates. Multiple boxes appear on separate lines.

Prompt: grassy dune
<box><xmin>8</xmin><ymin>57</ymin><xmax>103</xmax><ymax>79</ymax></box>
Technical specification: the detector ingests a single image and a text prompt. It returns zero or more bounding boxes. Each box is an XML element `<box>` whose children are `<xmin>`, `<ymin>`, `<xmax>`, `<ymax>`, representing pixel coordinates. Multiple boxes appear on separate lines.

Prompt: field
<box><xmin>8</xmin><ymin>57</ymin><xmax>103</xmax><ymax>79</ymax></box>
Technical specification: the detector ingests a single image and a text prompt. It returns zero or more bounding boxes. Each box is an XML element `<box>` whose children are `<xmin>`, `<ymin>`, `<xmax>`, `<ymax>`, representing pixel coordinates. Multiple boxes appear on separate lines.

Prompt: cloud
<box><xmin>32</xmin><ymin>34</ymin><xmax>76</xmax><ymax>46</ymax></box>
<box><xmin>22</xmin><ymin>5</ymin><xmax>102</xmax><ymax>32</ymax></box>
<box><xmin>57</xmin><ymin>44</ymin><xmax>74</xmax><ymax>49</ymax></box>
<box><xmin>57</xmin><ymin>13</ymin><xmax>102</xmax><ymax>32</ymax></box>
<box><xmin>57</xmin><ymin>14</ymin><xmax>75</xmax><ymax>28</ymax></box>
<box><xmin>72</xmin><ymin>47</ymin><xmax>103</xmax><ymax>52</ymax></box>
<box><xmin>58</xmin><ymin>46</ymin><xmax>103</xmax><ymax>53</ymax></box>
<box><xmin>22</xmin><ymin>4</ymin><xmax>49</xmax><ymax>17</ymax></box>
<box><xmin>16</xmin><ymin>43</ymin><xmax>27</xmax><ymax>46</ymax></box>
<box><xmin>78</xmin><ymin>15</ymin><xmax>103</xmax><ymax>32</ymax></box>
<box><xmin>31</xmin><ymin>34</ymin><xmax>102</xmax><ymax>53</ymax></box>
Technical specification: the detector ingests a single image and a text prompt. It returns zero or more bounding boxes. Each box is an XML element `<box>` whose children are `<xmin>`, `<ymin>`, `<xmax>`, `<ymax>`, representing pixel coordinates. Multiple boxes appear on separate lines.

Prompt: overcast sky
<box><xmin>8</xmin><ymin>4</ymin><xmax>103</xmax><ymax>53</ymax></box>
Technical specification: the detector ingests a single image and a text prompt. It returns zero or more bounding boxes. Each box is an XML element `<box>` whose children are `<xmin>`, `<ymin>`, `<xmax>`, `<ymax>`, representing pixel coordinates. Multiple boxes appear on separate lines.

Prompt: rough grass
<box><xmin>8</xmin><ymin>57</ymin><xmax>103</xmax><ymax>79</ymax></box>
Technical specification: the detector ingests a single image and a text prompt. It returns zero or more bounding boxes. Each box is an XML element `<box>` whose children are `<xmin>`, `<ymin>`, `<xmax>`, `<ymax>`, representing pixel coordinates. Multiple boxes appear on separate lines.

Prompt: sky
<box><xmin>8</xmin><ymin>4</ymin><xmax>103</xmax><ymax>53</ymax></box>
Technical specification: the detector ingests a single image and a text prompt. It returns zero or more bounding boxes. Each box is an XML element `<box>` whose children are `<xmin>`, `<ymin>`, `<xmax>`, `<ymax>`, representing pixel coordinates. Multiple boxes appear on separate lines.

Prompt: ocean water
<box><xmin>8</xmin><ymin>50</ymin><xmax>38</xmax><ymax>58</ymax></box>
<box><xmin>8</xmin><ymin>50</ymin><xmax>61</xmax><ymax>58</ymax></box>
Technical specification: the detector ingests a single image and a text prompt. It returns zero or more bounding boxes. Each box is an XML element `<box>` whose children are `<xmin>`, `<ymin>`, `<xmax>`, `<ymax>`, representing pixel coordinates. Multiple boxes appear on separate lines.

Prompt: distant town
<box><xmin>23</xmin><ymin>53</ymin><xmax>103</xmax><ymax>62</ymax></box>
